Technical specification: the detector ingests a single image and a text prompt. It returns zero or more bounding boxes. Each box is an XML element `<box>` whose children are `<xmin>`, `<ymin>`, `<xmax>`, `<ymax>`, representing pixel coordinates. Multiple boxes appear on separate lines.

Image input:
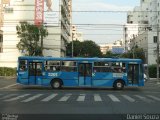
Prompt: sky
<box><xmin>72</xmin><ymin>0</ymin><xmax>140</xmax><ymax>44</ymax></box>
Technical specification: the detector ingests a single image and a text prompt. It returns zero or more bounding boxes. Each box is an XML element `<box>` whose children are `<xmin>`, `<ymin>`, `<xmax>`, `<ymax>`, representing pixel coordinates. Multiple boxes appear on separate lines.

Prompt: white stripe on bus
<box><xmin>21</xmin><ymin>94</ymin><xmax>43</xmax><ymax>102</ymax></box>
<box><xmin>41</xmin><ymin>94</ymin><xmax>58</xmax><ymax>102</ymax></box>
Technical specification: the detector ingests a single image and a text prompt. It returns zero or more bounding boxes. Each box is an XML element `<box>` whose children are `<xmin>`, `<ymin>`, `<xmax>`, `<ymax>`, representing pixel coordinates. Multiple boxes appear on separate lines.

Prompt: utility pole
<box><xmin>157</xmin><ymin>24</ymin><xmax>160</xmax><ymax>84</ymax></box>
<box><xmin>124</xmin><ymin>26</ymin><xmax>127</xmax><ymax>52</ymax></box>
<box><xmin>72</xmin><ymin>33</ymin><xmax>74</xmax><ymax>57</ymax></box>
<box><xmin>133</xmin><ymin>34</ymin><xmax>135</xmax><ymax>59</ymax></box>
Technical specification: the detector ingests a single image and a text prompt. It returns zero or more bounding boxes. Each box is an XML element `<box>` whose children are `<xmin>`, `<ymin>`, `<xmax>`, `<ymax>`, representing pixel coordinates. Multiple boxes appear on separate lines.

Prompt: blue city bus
<box><xmin>17</xmin><ymin>56</ymin><xmax>144</xmax><ymax>90</ymax></box>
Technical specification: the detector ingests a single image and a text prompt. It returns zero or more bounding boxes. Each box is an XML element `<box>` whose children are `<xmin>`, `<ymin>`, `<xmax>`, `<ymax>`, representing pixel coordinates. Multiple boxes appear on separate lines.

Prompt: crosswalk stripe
<box><xmin>134</xmin><ymin>95</ymin><xmax>153</xmax><ymax>103</ymax></box>
<box><xmin>41</xmin><ymin>94</ymin><xmax>58</xmax><ymax>102</ymax></box>
<box><xmin>77</xmin><ymin>94</ymin><xmax>85</xmax><ymax>101</ymax></box>
<box><xmin>108</xmin><ymin>94</ymin><xmax>120</xmax><ymax>102</ymax></box>
<box><xmin>147</xmin><ymin>95</ymin><xmax>160</xmax><ymax>101</ymax></box>
<box><xmin>4</xmin><ymin>94</ymin><xmax>30</xmax><ymax>102</ymax></box>
<box><xmin>0</xmin><ymin>94</ymin><xmax>17</xmax><ymax>99</ymax></box>
<box><xmin>94</xmin><ymin>94</ymin><xmax>102</xmax><ymax>102</ymax></box>
<box><xmin>58</xmin><ymin>94</ymin><xmax>72</xmax><ymax>102</ymax></box>
<box><xmin>0</xmin><ymin>83</ymin><xmax>18</xmax><ymax>89</ymax></box>
<box><xmin>21</xmin><ymin>94</ymin><xmax>43</xmax><ymax>102</ymax></box>
<box><xmin>121</xmin><ymin>95</ymin><xmax>135</xmax><ymax>102</ymax></box>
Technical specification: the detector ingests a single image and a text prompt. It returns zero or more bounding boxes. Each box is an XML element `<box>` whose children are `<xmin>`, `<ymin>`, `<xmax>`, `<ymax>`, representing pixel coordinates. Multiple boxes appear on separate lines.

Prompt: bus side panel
<box><xmin>92</xmin><ymin>73</ymin><xmax>114</xmax><ymax>86</ymax></box>
<box><xmin>17</xmin><ymin>71</ymin><xmax>29</xmax><ymax>85</ymax></box>
<box><xmin>42</xmin><ymin>78</ymin><xmax>52</xmax><ymax>86</ymax></box>
<box><xmin>43</xmin><ymin>72</ymin><xmax>79</xmax><ymax>86</ymax></box>
<box><xmin>139</xmin><ymin>79</ymin><xmax>144</xmax><ymax>86</ymax></box>
<box><xmin>59</xmin><ymin>72</ymin><xmax>79</xmax><ymax>86</ymax></box>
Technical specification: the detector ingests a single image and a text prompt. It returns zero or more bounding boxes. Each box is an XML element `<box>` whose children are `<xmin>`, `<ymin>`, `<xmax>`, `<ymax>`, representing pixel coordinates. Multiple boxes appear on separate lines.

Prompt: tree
<box><xmin>104</xmin><ymin>51</ymin><xmax>120</xmax><ymax>58</ymax></box>
<box><xmin>66</xmin><ymin>40</ymin><xmax>102</xmax><ymax>57</ymax></box>
<box><xmin>16</xmin><ymin>22</ymin><xmax>48</xmax><ymax>56</ymax></box>
<box><xmin>120</xmin><ymin>47</ymin><xmax>145</xmax><ymax>62</ymax></box>
<box><xmin>81</xmin><ymin>40</ymin><xmax>102</xmax><ymax>57</ymax></box>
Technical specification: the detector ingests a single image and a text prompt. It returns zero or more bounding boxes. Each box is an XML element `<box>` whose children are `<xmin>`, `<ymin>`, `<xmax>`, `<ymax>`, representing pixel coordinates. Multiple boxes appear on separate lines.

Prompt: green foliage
<box><xmin>66</xmin><ymin>40</ymin><xmax>102</xmax><ymax>57</ymax></box>
<box><xmin>16</xmin><ymin>22</ymin><xmax>48</xmax><ymax>56</ymax></box>
<box><xmin>0</xmin><ymin>67</ymin><xmax>17</xmax><ymax>76</ymax></box>
<box><xmin>148</xmin><ymin>64</ymin><xmax>160</xmax><ymax>78</ymax></box>
<box><xmin>120</xmin><ymin>47</ymin><xmax>145</xmax><ymax>61</ymax></box>
<box><xmin>103</xmin><ymin>51</ymin><xmax>120</xmax><ymax>58</ymax></box>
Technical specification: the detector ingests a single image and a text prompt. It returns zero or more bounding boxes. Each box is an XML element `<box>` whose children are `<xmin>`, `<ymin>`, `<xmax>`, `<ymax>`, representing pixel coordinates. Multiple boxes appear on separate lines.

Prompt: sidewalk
<box><xmin>0</xmin><ymin>76</ymin><xmax>16</xmax><ymax>88</ymax></box>
<box><xmin>145</xmin><ymin>78</ymin><xmax>160</xmax><ymax>88</ymax></box>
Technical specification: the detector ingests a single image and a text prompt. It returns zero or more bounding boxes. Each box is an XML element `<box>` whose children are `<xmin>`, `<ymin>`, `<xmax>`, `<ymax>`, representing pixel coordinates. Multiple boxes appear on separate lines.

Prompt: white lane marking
<box><xmin>147</xmin><ymin>95</ymin><xmax>160</xmax><ymax>101</ymax></box>
<box><xmin>41</xmin><ymin>94</ymin><xmax>58</xmax><ymax>102</ymax></box>
<box><xmin>121</xmin><ymin>95</ymin><xmax>135</xmax><ymax>102</ymax></box>
<box><xmin>58</xmin><ymin>94</ymin><xmax>72</xmax><ymax>102</ymax></box>
<box><xmin>21</xmin><ymin>94</ymin><xmax>43</xmax><ymax>102</ymax></box>
<box><xmin>77</xmin><ymin>94</ymin><xmax>86</xmax><ymax>102</ymax></box>
<box><xmin>4</xmin><ymin>94</ymin><xmax>30</xmax><ymax>102</ymax></box>
<box><xmin>134</xmin><ymin>95</ymin><xmax>154</xmax><ymax>103</ymax></box>
<box><xmin>0</xmin><ymin>94</ymin><xmax>17</xmax><ymax>99</ymax></box>
<box><xmin>0</xmin><ymin>83</ymin><xmax>18</xmax><ymax>89</ymax></box>
<box><xmin>108</xmin><ymin>94</ymin><xmax>120</xmax><ymax>102</ymax></box>
<box><xmin>94</xmin><ymin>94</ymin><xmax>102</xmax><ymax>102</ymax></box>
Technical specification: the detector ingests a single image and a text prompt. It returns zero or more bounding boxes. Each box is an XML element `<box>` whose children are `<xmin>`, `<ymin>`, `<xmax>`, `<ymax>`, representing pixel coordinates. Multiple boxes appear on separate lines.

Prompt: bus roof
<box><xmin>18</xmin><ymin>56</ymin><xmax>142</xmax><ymax>63</ymax></box>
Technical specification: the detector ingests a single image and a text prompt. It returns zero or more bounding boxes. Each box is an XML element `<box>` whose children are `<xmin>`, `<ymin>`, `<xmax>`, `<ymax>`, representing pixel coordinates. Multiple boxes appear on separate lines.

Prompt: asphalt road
<box><xmin>0</xmin><ymin>77</ymin><xmax>160</xmax><ymax>120</ymax></box>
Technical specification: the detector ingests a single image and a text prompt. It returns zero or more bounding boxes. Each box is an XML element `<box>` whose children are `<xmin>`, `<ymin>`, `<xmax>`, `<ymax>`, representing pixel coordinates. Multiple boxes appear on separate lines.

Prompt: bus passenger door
<box><xmin>127</xmin><ymin>64</ymin><xmax>139</xmax><ymax>85</ymax></box>
<box><xmin>78</xmin><ymin>63</ymin><xmax>92</xmax><ymax>86</ymax></box>
<box><xmin>29</xmin><ymin>62</ymin><xmax>43</xmax><ymax>85</ymax></box>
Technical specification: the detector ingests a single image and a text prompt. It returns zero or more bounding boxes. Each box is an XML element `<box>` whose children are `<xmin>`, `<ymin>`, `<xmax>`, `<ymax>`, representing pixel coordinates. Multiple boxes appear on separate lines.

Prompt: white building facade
<box><xmin>100</xmin><ymin>39</ymin><xmax>124</xmax><ymax>55</ymax></box>
<box><xmin>0</xmin><ymin>0</ymin><xmax>72</xmax><ymax>67</ymax></box>
<box><xmin>72</xmin><ymin>25</ymin><xmax>83</xmax><ymax>42</ymax></box>
<box><xmin>125</xmin><ymin>0</ymin><xmax>160</xmax><ymax>65</ymax></box>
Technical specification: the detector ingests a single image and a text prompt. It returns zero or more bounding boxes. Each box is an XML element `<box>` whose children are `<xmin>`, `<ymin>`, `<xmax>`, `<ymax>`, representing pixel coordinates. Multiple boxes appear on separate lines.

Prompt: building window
<box><xmin>153</xmin><ymin>36</ymin><xmax>157</xmax><ymax>43</ymax></box>
<box><xmin>4</xmin><ymin>7</ymin><xmax>13</xmax><ymax>13</ymax></box>
<box><xmin>0</xmin><ymin>35</ymin><xmax>3</xmax><ymax>43</ymax></box>
<box><xmin>0</xmin><ymin>47</ymin><xmax>3</xmax><ymax>53</ymax></box>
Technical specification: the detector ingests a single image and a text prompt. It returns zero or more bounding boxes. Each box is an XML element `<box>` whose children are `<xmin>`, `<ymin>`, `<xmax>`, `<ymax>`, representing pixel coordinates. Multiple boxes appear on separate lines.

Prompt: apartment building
<box><xmin>72</xmin><ymin>25</ymin><xmax>84</xmax><ymax>42</ymax></box>
<box><xmin>100</xmin><ymin>39</ymin><xmax>124</xmax><ymax>55</ymax></box>
<box><xmin>0</xmin><ymin>1</ymin><xmax>3</xmax><ymax>53</ymax></box>
<box><xmin>125</xmin><ymin>0</ymin><xmax>160</xmax><ymax>65</ymax></box>
<box><xmin>0</xmin><ymin>0</ymin><xmax>72</xmax><ymax>67</ymax></box>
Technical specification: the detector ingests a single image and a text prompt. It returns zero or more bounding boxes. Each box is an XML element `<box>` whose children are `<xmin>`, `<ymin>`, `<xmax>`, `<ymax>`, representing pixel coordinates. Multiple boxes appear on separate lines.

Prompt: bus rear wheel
<box><xmin>113</xmin><ymin>80</ymin><xmax>124</xmax><ymax>90</ymax></box>
<box><xmin>51</xmin><ymin>79</ymin><xmax>62</xmax><ymax>89</ymax></box>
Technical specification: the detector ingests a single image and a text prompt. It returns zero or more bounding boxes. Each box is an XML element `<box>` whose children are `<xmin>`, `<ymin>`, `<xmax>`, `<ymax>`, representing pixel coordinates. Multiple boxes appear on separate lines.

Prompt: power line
<box><xmin>1</xmin><ymin>10</ymin><xmax>160</xmax><ymax>12</ymax></box>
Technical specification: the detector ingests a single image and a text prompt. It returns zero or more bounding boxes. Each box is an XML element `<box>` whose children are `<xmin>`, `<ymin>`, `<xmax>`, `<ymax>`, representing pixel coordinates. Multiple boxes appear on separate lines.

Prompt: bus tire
<box><xmin>51</xmin><ymin>79</ymin><xmax>62</xmax><ymax>89</ymax></box>
<box><xmin>113</xmin><ymin>80</ymin><xmax>124</xmax><ymax>90</ymax></box>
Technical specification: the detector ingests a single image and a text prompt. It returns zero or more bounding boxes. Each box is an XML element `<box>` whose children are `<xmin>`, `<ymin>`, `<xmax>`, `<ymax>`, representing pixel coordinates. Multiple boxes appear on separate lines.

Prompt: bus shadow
<box><xmin>16</xmin><ymin>85</ymin><xmax>143</xmax><ymax>92</ymax></box>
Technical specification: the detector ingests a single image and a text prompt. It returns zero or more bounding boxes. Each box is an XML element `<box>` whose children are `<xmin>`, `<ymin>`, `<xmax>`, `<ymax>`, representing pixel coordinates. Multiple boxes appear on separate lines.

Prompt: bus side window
<box><xmin>19</xmin><ymin>60</ymin><xmax>27</xmax><ymax>71</ymax></box>
<box><xmin>20</xmin><ymin>66</ymin><xmax>25</xmax><ymax>71</ymax></box>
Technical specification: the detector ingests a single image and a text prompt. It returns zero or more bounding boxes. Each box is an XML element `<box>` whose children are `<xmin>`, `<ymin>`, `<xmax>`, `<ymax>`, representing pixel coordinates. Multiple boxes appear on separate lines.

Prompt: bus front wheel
<box><xmin>113</xmin><ymin>80</ymin><xmax>124</xmax><ymax>90</ymax></box>
<box><xmin>51</xmin><ymin>79</ymin><xmax>62</xmax><ymax>89</ymax></box>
